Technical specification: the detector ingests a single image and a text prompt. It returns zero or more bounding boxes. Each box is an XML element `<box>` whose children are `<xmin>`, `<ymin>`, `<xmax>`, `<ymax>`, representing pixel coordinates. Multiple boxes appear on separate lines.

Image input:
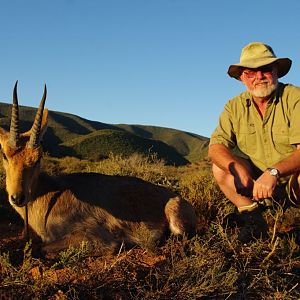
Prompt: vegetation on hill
<box><xmin>118</xmin><ymin>124</ymin><xmax>209</xmax><ymax>162</ymax></box>
<box><xmin>0</xmin><ymin>102</ymin><xmax>209</xmax><ymax>165</ymax></box>
<box><xmin>59</xmin><ymin>129</ymin><xmax>189</xmax><ymax>165</ymax></box>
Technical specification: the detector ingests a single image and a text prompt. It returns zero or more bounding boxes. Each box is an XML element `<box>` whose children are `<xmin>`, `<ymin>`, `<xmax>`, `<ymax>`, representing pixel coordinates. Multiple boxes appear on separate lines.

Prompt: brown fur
<box><xmin>0</xmin><ymin>103</ymin><xmax>197</xmax><ymax>255</ymax></box>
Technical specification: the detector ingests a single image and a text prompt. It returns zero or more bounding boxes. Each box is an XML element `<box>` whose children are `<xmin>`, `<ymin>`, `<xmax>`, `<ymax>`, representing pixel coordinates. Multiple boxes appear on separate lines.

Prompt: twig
<box><xmin>262</xmin><ymin>236</ymin><xmax>279</xmax><ymax>264</ymax></box>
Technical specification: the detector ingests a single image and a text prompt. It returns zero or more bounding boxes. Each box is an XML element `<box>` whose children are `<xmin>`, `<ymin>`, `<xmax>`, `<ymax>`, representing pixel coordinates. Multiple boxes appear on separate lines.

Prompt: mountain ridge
<box><xmin>0</xmin><ymin>102</ymin><xmax>209</xmax><ymax>165</ymax></box>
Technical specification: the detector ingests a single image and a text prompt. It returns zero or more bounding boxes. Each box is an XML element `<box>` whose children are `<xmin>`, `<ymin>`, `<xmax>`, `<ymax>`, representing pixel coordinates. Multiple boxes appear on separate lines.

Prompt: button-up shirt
<box><xmin>210</xmin><ymin>83</ymin><xmax>300</xmax><ymax>171</ymax></box>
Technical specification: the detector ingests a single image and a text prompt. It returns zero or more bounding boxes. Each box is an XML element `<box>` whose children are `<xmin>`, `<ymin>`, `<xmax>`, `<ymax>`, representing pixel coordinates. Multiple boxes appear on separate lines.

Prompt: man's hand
<box><xmin>229</xmin><ymin>162</ymin><xmax>254</xmax><ymax>197</ymax></box>
<box><xmin>209</xmin><ymin>144</ymin><xmax>256</xmax><ymax>198</ymax></box>
<box><xmin>252</xmin><ymin>171</ymin><xmax>277</xmax><ymax>200</ymax></box>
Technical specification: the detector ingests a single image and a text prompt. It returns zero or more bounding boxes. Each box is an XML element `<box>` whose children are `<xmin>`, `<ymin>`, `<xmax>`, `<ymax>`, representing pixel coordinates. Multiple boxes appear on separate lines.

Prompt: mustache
<box><xmin>250</xmin><ymin>82</ymin><xmax>278</xmax><ymax>98</ymax></box>
<box><xmin>253</xmin><ymin>80</ymin><xmax>269</xmax><ymax>86</ymax></box>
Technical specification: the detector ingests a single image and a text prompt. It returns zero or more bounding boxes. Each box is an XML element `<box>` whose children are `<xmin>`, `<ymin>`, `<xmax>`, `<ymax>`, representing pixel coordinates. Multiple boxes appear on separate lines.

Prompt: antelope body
<box><xmin>0</xmin><ymin>83</ymin><xmax>197</xmax><ymax>254</ymax></box>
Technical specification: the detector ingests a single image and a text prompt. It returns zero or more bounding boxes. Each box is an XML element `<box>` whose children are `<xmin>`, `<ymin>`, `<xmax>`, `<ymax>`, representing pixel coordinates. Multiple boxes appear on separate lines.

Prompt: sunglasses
<box><xmin>242</xmin><ymin>65</ymin><xmax>275</xmax><ymax>79</ymax></box>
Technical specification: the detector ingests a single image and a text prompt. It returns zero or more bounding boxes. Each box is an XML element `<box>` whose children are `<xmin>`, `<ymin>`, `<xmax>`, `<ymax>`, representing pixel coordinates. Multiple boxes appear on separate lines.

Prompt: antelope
<box><xmin>0</xmin><ymin>82</ymin><xmax>197</xmax><ymax>255</ymax></box>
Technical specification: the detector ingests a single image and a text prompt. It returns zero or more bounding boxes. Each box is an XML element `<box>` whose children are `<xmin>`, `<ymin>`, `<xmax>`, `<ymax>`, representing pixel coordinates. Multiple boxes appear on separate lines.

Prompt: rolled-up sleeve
<box><xmin>209</xmin><ymin>102</ymin><xmax>236</xmax><ymax>149</ymax></box>
<box><xmin>288</xmin><ymin>89</ymin><xmax>300</xmax><ymax>145</ymax></box>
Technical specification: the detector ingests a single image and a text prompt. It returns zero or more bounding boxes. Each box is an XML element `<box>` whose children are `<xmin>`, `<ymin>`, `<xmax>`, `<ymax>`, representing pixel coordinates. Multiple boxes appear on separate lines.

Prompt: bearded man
<box><xmin>209</xmin><ymin>42</ymin><xmax>300</xmax><ymax>243</ymax></box>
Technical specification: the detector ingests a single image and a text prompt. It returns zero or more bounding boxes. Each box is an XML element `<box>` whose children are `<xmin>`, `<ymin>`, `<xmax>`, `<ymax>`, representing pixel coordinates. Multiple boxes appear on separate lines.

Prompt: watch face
<box><xmin>269</xmin><ymin>168</ymin><xmax>278</xmax><ymax>176</ymax></box>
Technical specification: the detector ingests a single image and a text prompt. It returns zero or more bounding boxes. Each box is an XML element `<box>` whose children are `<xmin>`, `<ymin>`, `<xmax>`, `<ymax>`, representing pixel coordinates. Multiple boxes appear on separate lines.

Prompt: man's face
<box><xmin>240</xmin><ymin>63</ymin><xmax>278</xmax><ymax>98</ymax></box>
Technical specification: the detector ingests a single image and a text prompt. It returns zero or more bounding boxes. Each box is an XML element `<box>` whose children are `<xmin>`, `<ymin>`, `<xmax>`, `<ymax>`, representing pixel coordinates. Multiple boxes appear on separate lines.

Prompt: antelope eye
<box><xmin>0</xmin><ymin>150</ymin><xmax>7</xmax><ymax>161</ymax></box>
<box><xmin>2</xmin><ymin>153</ymin><xmax>7</xmax><ymax>161</ymax></box>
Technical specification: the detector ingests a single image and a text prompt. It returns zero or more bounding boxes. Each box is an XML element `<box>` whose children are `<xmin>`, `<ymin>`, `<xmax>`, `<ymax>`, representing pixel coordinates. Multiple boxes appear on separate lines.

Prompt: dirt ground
<box><xmin>0</xmin><ymin>203</ymin><xmax>26</xmax><ymax>258</ymax></box>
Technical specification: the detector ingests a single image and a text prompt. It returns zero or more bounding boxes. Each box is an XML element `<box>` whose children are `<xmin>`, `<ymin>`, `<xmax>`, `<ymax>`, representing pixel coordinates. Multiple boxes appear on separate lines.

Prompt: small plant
<box><xmin>132</xmin><ymin>223</ymin><xmax>162</xmax><ymax>254</ymax></box>
<box><xmin>135</xmin><ymin>236</ymin><xmax>238</xmax><ymax>299</ymax></box>
<box><xmin>0</xmin><ymin>240</ymin><xmax>43</xmax><ymax>298</ymax></box>
<box><xmin>51</xmin><ymin>240</ymin><xmax>90</xmax><ymax>270</ymax></box>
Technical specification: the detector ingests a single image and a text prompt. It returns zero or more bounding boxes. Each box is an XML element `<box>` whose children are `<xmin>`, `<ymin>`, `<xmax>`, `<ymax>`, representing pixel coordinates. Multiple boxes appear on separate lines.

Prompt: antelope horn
<box><xmin>28</xmin><ymin>84</ymin><xmax>47</xmax><ymax>149</ymax></box>
<box><xmin>8</xmin><ymin>81</ymin><xmax>20</xmax><ymax>148</ymax></box>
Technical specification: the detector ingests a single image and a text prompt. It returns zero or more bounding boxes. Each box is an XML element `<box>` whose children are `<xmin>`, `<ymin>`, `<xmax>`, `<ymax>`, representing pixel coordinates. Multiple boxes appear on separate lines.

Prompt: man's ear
<box><xmin>239</xmin><ymin>73</ymin><xmax>245</xmax><ymax>83</ymax></box>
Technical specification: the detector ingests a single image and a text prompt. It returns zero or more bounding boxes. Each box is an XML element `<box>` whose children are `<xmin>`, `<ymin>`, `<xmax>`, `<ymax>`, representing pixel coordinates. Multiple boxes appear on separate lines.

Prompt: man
<box><xmin>209</xmin><ymin>42</ymin><xmax>300</xmax><ymax>243</ymax></box>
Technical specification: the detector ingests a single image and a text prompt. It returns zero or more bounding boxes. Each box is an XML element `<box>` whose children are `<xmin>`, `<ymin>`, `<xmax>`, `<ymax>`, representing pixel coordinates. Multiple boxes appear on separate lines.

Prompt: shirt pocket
<box><xmin>271</xmin><ymin>125</ymin><xmax>290</xmax><ymax>152</ymax></box>
<box><xmin>236</xmin><ymin>124</ymin><xmax>257</xmax><ymax>156</ymax></box>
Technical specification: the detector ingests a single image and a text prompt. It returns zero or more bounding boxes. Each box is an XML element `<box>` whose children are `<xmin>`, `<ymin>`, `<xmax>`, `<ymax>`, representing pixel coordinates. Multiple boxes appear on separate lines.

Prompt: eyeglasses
<box><xmin>242</xmin><ymin>66</ymin><xmax>275</xmax><ymax>79</ymax></box>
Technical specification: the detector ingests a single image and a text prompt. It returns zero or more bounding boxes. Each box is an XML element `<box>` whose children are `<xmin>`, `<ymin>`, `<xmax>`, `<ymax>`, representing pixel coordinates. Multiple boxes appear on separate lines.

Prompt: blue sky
<box><xmin>0</xmin><ymin>0</ymin><xmax>299</xmax><ymax>138</ymax></box>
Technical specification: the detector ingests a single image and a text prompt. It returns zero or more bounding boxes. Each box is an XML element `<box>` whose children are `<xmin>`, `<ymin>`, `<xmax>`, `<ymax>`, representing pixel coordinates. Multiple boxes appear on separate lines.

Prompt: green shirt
<box><xmin>210</xmin><ymin>83</ymin><xmax>300</xmax><ymax>171</ymax></box>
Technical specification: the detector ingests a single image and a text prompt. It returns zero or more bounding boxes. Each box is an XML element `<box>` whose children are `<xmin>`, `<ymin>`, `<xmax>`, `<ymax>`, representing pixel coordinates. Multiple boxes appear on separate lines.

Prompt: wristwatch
<box><xmin>266</xmin><ymin>167</ymin><xmax>280</xmax><ymax>178</ymax></box>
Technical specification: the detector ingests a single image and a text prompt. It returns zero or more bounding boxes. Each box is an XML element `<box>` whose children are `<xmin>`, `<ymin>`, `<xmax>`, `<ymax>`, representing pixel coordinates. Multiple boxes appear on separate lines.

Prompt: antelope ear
<box><xmin>22</xmin><ymin>109</ymin><xmax>48</xmax><ymax>140</ymax></box>
<box><xmin>0</xmin><ymin>128</ymin><xmax>7</xmax><ymax>136</ymax></box>
<box><xmin>0</xmin><ymin>128</ymin><xmax>8</xmax><ymax>148</ymax></box>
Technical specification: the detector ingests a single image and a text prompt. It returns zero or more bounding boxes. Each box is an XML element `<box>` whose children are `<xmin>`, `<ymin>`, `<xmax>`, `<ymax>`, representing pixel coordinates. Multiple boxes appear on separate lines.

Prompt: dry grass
<box><xmin>0</xmin><ymin>153</ymin><xmax>300</xmax><ymax>299</ymax></box>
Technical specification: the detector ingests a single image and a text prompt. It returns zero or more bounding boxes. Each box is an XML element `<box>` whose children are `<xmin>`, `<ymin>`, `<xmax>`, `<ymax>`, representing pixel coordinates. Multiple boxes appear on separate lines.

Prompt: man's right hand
<box><xmin>230</xmin><ymin>163</ymin><xmax>254</xmax><ymax>197</ymax></box>
<box><xmin>209</xmin><ymin>144</ymin><xmax>255</xmax><ymax>197</ymax></box>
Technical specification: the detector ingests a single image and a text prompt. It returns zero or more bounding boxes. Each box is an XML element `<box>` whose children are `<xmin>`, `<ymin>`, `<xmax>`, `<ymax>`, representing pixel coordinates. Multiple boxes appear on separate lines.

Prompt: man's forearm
<box><xmin>208</xmin><ymin>144</ymin><xmax>241</xmax><ymax>172</ymax></box>
<box><xmin>273</xmin><ymin>146</ymin><xmax>300</xmax><ymax>177</ymax></box>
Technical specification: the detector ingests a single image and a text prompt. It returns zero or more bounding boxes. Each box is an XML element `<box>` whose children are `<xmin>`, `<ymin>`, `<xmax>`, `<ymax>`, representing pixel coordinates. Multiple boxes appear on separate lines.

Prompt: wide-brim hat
<box><xmin>228</xmin><ymin>42</ymin><xmax>292</xmax><ymax>80</ymax></box>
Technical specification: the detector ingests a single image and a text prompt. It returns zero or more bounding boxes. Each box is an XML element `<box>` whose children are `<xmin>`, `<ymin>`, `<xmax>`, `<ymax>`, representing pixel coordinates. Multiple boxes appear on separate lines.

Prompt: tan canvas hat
<box><xmin>228</xmin><ymin>42</ymin><xmax>292</xmax><ymax>80</ymax></box>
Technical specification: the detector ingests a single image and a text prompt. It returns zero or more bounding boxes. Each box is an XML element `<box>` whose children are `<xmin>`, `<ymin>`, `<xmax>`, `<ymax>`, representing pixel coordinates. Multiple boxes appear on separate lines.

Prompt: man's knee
<box><xmin>212</xmin><ymin>164</ymin><xmax>228</xmax><ymax>184</ymax></box>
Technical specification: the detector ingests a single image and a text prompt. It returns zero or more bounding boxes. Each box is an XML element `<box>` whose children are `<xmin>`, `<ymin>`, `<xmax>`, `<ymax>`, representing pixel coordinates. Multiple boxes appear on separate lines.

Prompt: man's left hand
<box><xmin>252</xmin><ymin>171</ymin><xmax>277</xmax><ymax>200</ymax></box>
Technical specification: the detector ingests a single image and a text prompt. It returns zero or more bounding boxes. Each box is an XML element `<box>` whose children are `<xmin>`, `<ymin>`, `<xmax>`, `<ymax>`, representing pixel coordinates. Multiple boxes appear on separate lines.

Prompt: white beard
<box><xmin>250</xmin><ymin>81</ymin><xmax>278</xmax><ymax>98</ymax></box>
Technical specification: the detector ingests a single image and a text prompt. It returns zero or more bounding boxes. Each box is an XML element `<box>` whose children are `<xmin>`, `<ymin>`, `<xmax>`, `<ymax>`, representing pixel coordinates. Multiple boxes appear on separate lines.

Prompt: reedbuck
<box><xmin>0</xmin><ymin>82</ymin><xmax>197</xmax><ymax>254</ymax></box>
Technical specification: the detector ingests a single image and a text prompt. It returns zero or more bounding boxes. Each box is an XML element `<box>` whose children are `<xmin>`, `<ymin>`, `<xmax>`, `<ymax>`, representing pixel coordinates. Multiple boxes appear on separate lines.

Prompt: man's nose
<box><xmin>255</xmin><ymin>71</ymin><xmax>264</xmax><ymax>79</ymax></box>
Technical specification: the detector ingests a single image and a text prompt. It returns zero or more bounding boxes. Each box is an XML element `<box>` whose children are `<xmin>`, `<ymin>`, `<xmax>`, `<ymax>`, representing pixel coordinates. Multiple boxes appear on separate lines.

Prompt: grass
<box><xmin>0</xmin><ymin>153</ymin><xmax>300</xmax><ymax>299</ymax></box>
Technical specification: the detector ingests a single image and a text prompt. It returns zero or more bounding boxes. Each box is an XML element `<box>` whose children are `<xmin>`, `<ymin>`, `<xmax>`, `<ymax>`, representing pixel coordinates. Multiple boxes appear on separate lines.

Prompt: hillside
<box><xmin>0</xmin><ymin>102</ymin><xmax>209</xmax><ymax>165</ymax></box>
<box><xmin>117</xmin><ymin>124</ymin><xmax>209</xmax><ymax>163</ymax></box>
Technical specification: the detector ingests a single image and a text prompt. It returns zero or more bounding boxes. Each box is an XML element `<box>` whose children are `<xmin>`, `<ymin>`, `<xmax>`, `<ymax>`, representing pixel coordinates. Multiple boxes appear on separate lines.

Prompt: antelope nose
<box><xmin>11</xmin><ymin>193</ymin><xmax>26</xmax><ymax>207</ymax></box>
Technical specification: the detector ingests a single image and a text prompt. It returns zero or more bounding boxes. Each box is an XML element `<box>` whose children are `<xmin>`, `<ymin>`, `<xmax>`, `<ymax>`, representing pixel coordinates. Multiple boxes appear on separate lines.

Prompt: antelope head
<box><xmin>0</xmin><ymin>81</ymin><xmax>48</xmax><ymax>207</ymax></box>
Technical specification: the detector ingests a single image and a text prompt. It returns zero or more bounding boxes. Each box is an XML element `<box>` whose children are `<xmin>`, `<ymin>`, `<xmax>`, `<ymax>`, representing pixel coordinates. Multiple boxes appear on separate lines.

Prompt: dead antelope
<box><xmin>0</xmin><ymin>82</ymin><xmax>197</xmax><ymax>254</ymax></box>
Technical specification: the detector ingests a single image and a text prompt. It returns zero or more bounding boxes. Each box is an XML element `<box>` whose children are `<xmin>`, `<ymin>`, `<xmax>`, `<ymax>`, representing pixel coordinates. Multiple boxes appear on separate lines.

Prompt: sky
<box><xmin>0</xmin><ymin>0</ymin><xmax>299</xmax><ymax>138</ymax></box>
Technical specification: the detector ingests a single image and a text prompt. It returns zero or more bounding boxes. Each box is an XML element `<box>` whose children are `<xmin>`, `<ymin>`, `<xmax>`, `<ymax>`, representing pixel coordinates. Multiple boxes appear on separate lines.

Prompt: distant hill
<box><xmin>0</xmin><ymin>102</ymin><xmax>209</xmax><ymax>165</ymax></box>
